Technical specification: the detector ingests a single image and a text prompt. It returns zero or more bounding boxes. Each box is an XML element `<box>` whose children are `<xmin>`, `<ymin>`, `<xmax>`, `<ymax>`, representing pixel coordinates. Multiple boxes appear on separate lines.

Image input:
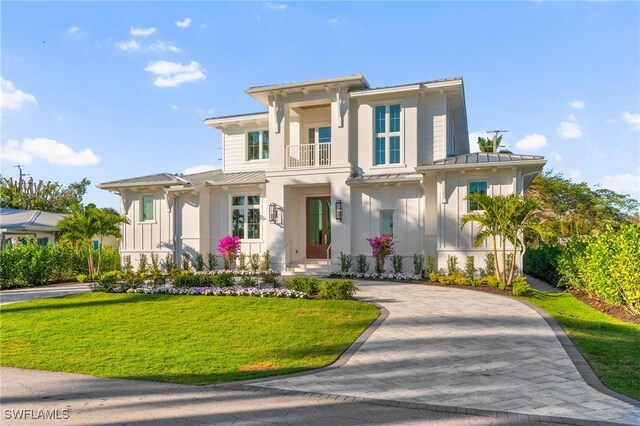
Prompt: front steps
<box><xmin>281</xmin><ymin>260</ymin><xmax>331</xmax><ymax>276</ymax></box>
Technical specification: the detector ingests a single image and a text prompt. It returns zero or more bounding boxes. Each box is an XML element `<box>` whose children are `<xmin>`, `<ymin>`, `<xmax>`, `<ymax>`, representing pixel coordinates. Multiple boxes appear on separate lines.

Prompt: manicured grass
<box><xmin>524</xmin><ymin>292</ymin><xmax>640</xmax><ymax>400</ymax></box>
<box><xmin>0</xmin><ymin>293</ymin><xmax>379</xmax><ymax>385</ymax></box>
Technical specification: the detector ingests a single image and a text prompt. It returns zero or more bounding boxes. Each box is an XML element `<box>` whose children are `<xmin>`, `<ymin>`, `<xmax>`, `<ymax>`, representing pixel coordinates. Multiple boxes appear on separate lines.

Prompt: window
<box><xmin>468</xmin><ymin>181</ymin><xmax>488</xmax><ymax>211</ymax></box>
<box><xmin>373</xmin><ymin>104</ymin><xmax>401</xmax><ymax>165</ymax></box>
<box><xmin>231</xmin><ymin>195</ymin><xmax>261</xmax><ymax>239</ymax></box>
<box><xmin>247</xmin><ymin>130</ymin><xmax>269</xmax><ymax>161</ymax></box>
<box><xmin>142</xmin><ymin>196</ymin><xmax>154</xmax><ymax>221</ymax></box>
<box><xmin>381</xmin><ymin>210</ymin><xmax>394</xmax><ymax>236</ymax></box>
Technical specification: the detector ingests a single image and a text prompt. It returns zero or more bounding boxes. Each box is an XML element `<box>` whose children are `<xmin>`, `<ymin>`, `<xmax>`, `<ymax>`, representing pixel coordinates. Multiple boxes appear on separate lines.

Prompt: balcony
<box><xmin>286</xmin><ymin>143</ymin><xmax>331</xmax><ymax>168</ymax></box>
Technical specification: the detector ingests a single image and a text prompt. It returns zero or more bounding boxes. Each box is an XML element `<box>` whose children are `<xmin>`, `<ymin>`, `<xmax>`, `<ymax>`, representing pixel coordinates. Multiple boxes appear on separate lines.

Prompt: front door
<box><xmin>306</xmin><ymin>196</ymin><xmax>331</xmax><ymax>259</ymax></box>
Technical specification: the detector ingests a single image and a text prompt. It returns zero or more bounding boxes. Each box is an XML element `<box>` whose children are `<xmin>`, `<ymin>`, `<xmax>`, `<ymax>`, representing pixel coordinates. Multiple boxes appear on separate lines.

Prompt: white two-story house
<box><xmin>98</xmin><ymin>74</ymin><xmax>545</xmax><ymax>273</ymax></box>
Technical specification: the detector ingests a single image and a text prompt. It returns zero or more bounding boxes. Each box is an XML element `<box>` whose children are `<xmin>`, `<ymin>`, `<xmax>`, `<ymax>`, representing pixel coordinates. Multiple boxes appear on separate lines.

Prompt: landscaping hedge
<box><xmin>523</xmin><ymin>243</ymin><xmax>562</xmax><ymax>287</ymax></box>
<box><xmin>284</xmin><ymin>277</ymin><xmax>357</xmax><ymax>300</ymax></box>
<box><xmin>173</xmin><ymin>273</ymin><xmax>234</xmax><ymax>288</ymax></box>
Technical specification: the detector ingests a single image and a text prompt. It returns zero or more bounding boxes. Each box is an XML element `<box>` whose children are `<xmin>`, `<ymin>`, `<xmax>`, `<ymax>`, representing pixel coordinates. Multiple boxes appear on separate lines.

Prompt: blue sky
<box><xmin>2</xmin><ymin>1</ymin><xmax>639</xmax><ymax>209</ymax></box>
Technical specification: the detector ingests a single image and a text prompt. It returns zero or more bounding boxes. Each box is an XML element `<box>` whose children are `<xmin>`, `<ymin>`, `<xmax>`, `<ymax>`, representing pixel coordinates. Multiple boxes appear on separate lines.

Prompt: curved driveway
<box><xmin>255</xmin><ymin>281</ymin><xmax>640</xmax><ymax>425</ymax></box>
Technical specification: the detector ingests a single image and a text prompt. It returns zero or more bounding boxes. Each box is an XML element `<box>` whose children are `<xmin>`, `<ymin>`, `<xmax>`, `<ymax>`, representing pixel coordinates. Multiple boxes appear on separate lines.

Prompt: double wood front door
<box><xmin>306</xmin><ymin>196</ymin><xmax>331</xmax><ymax>259</ymax></box>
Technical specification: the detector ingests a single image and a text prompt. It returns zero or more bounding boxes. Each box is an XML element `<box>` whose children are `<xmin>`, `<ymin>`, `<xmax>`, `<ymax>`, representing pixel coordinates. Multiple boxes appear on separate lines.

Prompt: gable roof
<box><xmin>0</xmin><ymin>208</ymin><xmax>67</xmax><ymax>232</ymax></box>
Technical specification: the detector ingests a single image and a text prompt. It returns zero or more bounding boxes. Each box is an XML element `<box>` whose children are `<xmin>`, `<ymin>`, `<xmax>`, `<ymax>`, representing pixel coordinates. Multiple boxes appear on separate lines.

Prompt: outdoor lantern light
<box><xmin>269</xmin><ymin>203</ymin><xmax>277</xmax><ymax>224</ymax></box>
<box><xmin>335</xmin><ymin>200</ymin><xmax>343</xmax><ymax>222</ymax></box>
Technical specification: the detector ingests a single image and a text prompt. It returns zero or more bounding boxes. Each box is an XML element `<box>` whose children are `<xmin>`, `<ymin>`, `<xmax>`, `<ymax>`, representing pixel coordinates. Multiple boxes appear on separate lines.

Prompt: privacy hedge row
<box><xmin>173</xmin><ymin>272</ymin><xmax>235</xmax><ymax>288</ymax></box>
<box><xmin>284</xmin><ymin>277</ymin><xmax>357</xmax><ymax>300</ymax></box>
<box><xmin>523</xmin><ymin>244</ymin><xmax>562</xmax><ymax>287</ymax></box>
<box><xmin>0</xmin><ymin>241</ymin><xmax>119</xmax><ymax>289</ymax></box>
<box><xmin>559</xmin><ymin>225</ymin><xmax>640</xmax><ymax>314</ymax></box>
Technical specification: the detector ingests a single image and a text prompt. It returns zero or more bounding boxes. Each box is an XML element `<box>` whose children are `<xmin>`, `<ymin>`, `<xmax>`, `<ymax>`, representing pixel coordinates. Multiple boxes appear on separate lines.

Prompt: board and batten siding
<box><xmin>418</xmin><ymin>93</ymin><xmax>447</xmax><ymax>163</ymax></box>
<box><xmin>121</xmin><ymin>190</ymin><xmax>173</xmax><ymax>265</ymax></box>
<box><xmin>222</xmin><ymin>128</ymin><xmax>270</xmax><ymax>173</ymax></box>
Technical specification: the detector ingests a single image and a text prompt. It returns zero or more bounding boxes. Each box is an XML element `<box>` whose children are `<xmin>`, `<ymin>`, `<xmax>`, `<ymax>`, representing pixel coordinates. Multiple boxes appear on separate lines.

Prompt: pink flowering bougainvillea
<box><xmin>217</xmin><ymin>235</ymin><xmax>241</xmax><ymax>269</ymax></box>
<box><xmin>366</xmin><ymin>234</ymin><xmax>394</xmax><ymax>274</ymax></box>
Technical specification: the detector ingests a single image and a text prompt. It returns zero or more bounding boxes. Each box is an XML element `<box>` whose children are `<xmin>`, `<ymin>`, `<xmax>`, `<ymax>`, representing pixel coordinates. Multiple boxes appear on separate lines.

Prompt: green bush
<box><xmin>338</xmin><ymin>252</ymin><xmax>352</xmax><ymax>273</ymax></box>
<box><xmin>523</xmin><ymin>243</ymin><xmax>561</xmax><ymax>286</ymax></box>
<box><xmin>391</xmin><ymin>255</ymin><xmax>403</xmax><ymax>273</ymax></box>
<box><xmin>484</xmin><ymin>252</ymin><xmax>496</xmax><ymax>278</ymax></box>
<box><xmin>355</xmin><ymin>254</ymin><xmax>369</xmax><ymax>274</ymax></box>
<box><xmin>447</xmin><ymin>255</ymin><xmax>458</xmax><ymax>275</ymax></box>
<box><xmin>464</xmin><ymin>255</ymin><xmax>476</xmax><ymax>279</ymax></box>
<box><xmin>239</xmin><ymin>276</ymin><xmax>257</xmax><ymax>288</ymax></box>
<box><xmin>486</xmin><ymin>275</ymin><xmax>500</xmax><ymax>288</ymax></box>
<box><xmin>413</xmin><ymin>254</ymin><xmax>425</xmax><ymax>276</ymax></box>
<box><xmin>100</xmin><ymin>270</ymin><xmax>122</xmax><ymax>285</ymax></box>
<box><xmin>512</xmin><ymin>277</ymin><xmax>532</xmax><ymax>296</ymax></box>
<box><xmin>173</xmin><ymin>273</ymin><xmax>234</xmax><ymax>288</ymax></box>
<box><xmin>76</xmin><ymin>274</ymin><xmax>87</xmax><ymax>283</ymax></box>
<box><xmin>284</xmin><ymin>276</ymin><xmax>320</xmax><ymax>295</ymax></box>
<box><xmin>318</xmin><ymin>279</ymin><xmax>357</xmax><ymax>300</ymax></box>
<box><xmin>262</xmin><ymin>274</ymin><xmax>279</xmax><ymax>287</ymax></box>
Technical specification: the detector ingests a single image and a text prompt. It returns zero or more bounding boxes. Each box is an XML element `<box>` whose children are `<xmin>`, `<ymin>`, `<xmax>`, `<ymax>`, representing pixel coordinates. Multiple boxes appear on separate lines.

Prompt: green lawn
<box><xmin>524</xmin><ymin>292</ymin><xmax>640</xmax><ymax>400</ymax></box>
<box><xmin>0</xmin><ymin>293</ymin><xmax>379</xmax><ymax>385</ymax></box>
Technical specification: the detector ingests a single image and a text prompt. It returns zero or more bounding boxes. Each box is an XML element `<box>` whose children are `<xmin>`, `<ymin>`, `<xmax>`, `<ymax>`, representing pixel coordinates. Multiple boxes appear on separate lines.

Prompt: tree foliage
<box><xmin>524</xmin><ymin>170</ymin><xmax>639</xmax><ymax>243</ymax></box>
<box><xmin>0</xmin><ymin>175</ymin><xmax>90</xmax><ymax>213</ymax></box>
<box><xmin>476</xmin><ymin>135</ymin><xmax>512</xmax><ymax>154</ymax></box>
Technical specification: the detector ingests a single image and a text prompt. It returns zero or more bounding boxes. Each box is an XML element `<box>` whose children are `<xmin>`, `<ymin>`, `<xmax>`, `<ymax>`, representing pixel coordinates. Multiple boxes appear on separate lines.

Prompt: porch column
<box><xmin>329</xmin><ymin>173</ymin><xmax>352</xmax><ymax>272</ymax></box>
<box><xmin>265</xmin><ymin>177</ymin><xmax>286</xmax><ymax>272</ymax></box>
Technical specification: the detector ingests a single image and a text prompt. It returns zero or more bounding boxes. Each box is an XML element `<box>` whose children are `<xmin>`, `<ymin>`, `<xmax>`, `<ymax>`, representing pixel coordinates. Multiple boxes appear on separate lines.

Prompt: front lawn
<box><xmin>524</xmin><ymin>292</ymin><xmax>640</xmax><ymax>400</ymax></box>
<box><xmin>0</xmin><ymin>292</ymin><xmax>378</xmax><ymax>385</ymax></box>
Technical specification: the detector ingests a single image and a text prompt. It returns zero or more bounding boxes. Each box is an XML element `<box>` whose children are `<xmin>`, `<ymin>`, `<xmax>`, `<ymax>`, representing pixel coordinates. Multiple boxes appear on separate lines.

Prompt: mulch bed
<box><xmin>415</xmin><ymin>280</ymin><xmax>640</xmax><ymax>325</ymax></box>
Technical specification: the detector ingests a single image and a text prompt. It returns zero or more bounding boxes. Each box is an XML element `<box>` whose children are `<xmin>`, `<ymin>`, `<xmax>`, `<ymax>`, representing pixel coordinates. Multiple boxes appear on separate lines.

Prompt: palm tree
<box><xmin>94</xmin><ymin>208</ymin><xmax>129</xmax><ymax>276</ymax></box>
<box><xmin>461</xmin><ymin>193</ymin><xmax>544</xmax><ymax>286</ymax></box>
<box><xmin>57</xmin><ymin>204</ymin><xmax>100</xmax><ymax>276</ymax></box>
<box><xmin>477</xmin><ymin>135</ymin><xmax>513</xmax><ymax>154</ymax></box>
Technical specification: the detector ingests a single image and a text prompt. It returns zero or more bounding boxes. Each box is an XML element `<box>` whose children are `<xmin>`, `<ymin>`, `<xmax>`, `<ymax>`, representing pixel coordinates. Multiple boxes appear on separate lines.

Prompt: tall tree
<box><xmin>57</xmin><ymin>204</ymin><xmax>101</xmax><ymax>276</ymax></box>
<box><xmin>461</xmin><ymin>193</ymin><xmax>544</xmax><ymax>286</ymax></box>
<box><xmin>476</xmin><ymin>135</ymin><xmax>512</xmax><ymax>154</ymax></box>
<box><xmin>0</xmin><ymin>174</ymin><xmax>90</xmax><ymax>213</ymax></box>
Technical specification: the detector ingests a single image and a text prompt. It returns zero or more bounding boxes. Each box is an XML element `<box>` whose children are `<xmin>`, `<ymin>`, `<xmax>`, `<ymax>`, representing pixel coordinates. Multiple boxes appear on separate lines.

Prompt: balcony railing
<box><xmin>286</xmin><ymin>143</ymin><xmax>331</xmax><ymax>168</ymax></box>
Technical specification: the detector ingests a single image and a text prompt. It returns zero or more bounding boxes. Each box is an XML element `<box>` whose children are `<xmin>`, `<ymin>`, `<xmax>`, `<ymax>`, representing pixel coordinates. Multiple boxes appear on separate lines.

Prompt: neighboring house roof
<box><xmin>347</xmin><ymin>172</ymin><xmax>423</xmax><ymax>186</ymax></box>
<box><xmin>0</xmin><ymin>208</ymin><xmax>67</xmax><ymax>233</ymax></box>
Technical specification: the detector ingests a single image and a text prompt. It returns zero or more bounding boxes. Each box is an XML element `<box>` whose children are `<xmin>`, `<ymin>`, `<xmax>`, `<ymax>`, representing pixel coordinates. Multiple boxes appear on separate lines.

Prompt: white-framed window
<box><xmin>373</xmin><ymin>104</ymin><xmax>401</xmax><ymax>166</ymax></box>
<box><xmin>380</xmin><ymin>210</ymin><xmax>394</xmax><ymax>236</ymax></box>
<box><xmin>142</xmin><ymin>195</ymin><xmax>154</xmax><ymax>221</ymax></box>
<box><xmin>247</xmin><ymin>130</ymin><xmax>269</xmax><ymax>161</ymax></box>
<box><xmin>231</xmin><ymin>195</ymin><xmax>261</xmax><ymax>239</ymax></box>
<box><xmin>468</xmin><ymin>181</ymin><xmax>488</xmax><ymax>211</ymax></box>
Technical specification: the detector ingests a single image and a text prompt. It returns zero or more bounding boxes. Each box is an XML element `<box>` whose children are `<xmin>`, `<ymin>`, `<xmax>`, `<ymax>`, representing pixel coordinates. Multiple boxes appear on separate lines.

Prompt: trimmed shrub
<box><xmin>239</xmin><ymin>276</ymin><xmax>257</xmax><ymax>288</ymax></box>
<box><xmin>338</xmin><ymin>252</ymin><xmax>352</xmax><ymax>273</ymax></box>
<box><xmin>413</xmin><ymin>254</ymin><xmax>425</xmax><ymax>277</ymax></box>
<box><xmin>173</xmin><ymin>273</ymin><xmax>234</xmax><ymax>288</ymax></box>
<box><xmin>426</xmin><ymin>256</ymin><xmax>436</xmax><ymax>275</ymax></box>
<box><xmin>464</xmin><ymin>255</ymin><xmax>476</xmax><ymax>279</ymax></box>
<box><xmin>318</xmin><ymin>279</ymin><xmax>357</xmax><ymax>300</ymax></box>
<box><xmin>391</xmin><ymin>255</ymin><xmax>403</xmax><ymax>274</ymax></box>
<box><xmin>355</xmin><ymin>254</ymin><xmax>369</xmax><ymax>274</ymax></box>
<box><xmin>194</xmin><ymin>252</ymin><xmax>205</xmax><ymax>272</ymax></box>
<box><xmin>447</xmin><ymin>255</ymin><xmax>458</xmax><ymax>276</ymax></box>
<box><xmin>284</xmin><ymin>276</ymin><xmax>320</xmax><ymax>295</ymax></box>
<box><xmin>512</xmin><ymin>277</ymin><xmax>532</xmax><ymax>296</ymax></box>
<box><xmin>523</xmin><ymin>243</ymin><xmax>561</xmax><ymax>286</ymax></box>
<box><xmin>262</xmin><ymin>274</ymin><xmax>279</xmax><ymax>287</ymax></box>
<box><xmin>484</xmin><ymin>252</ymin><xmax>496</xmax><ymax>278</ymax></box>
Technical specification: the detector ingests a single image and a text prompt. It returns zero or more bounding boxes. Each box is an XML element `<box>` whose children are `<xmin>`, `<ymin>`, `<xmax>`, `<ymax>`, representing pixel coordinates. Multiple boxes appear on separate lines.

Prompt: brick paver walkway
<box><xmin>255</xmin><ymin>281</ymin><xmax>640</xmax><ymax>425</ymax></box>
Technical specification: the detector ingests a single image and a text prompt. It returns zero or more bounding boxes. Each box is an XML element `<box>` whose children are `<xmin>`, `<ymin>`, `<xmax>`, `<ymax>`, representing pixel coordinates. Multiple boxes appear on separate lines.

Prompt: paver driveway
<box><xmin>255</xmin><ymin>281</ymin><xmax>640</xmax><ymax>425</ymax></box>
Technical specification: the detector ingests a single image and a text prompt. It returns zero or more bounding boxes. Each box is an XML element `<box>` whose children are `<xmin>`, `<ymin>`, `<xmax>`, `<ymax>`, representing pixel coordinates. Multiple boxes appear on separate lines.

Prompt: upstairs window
<box><xmin>231</xmin><ymin>195</ymin><xmax>261</xmax><ymax>239</ymax></box>
<box><xmin>468</xmin><ymin>181</ymin><xmax>488</xmax><ymax>211</ymax></box>
<box><xmin>373</xmin><ymin>104</ymin><xmax>401</xmax><ymax>166</ymax></box>
<box><xmin>142</xmin><ymin>196</ymin><xmax>154</xmax><ymax>221</ymax></box>
<box><xmin>247</xmin><ymin>130</ymin><xmax>269</xmax><ymax>161</ymax></box>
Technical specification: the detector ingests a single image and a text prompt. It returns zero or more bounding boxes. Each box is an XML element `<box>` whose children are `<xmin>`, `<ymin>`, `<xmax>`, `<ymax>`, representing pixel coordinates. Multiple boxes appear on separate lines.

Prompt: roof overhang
<box><xmin>346</xmin><ymin>173</ymin><xmax>423</xmax><ymax>187</ymax></box>
<box><xmin>204</xmin><ymin>112</ymin><xmax>269</xmax><ymax>130</ymax></box>
<box><xmin>245</xmin><ymin>74</ymin><xmax>369</xmax><ymax>106</ymax></box>
<box><xmin>416</xmin><ymin>159</ymin><xmax>547</xmax><ymax>173</ymax></box>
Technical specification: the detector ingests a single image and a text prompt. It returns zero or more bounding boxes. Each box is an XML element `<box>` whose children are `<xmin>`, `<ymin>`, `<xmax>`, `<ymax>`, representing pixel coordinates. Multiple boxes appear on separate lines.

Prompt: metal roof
<box><xmin>350</xmin><ymin>76</ymin><xmax>463</xmax><ymax>93</ymax></box>
<box><xmin>0</xmin><ymin>208</ymin><xmax>67</xmax><ymax>232</ymax></box>
<box><xmin>97</xmin><ymin>173</ymin><xmax>181</xmax><ymax>189</ymax></box>
<box><xmin>346</xmin><ymin>172</ymin><xmax>423</xmax><ymax>186</ymax></box>
<box><xmin>431</xmin><ymin>152</ymin><xmax>545</xmax><ymax>166</ymax></box>
<box><xmin>203</xmin><ymin>111</ymin><xmax>268</xmax><ymax>122</ymax></box>
<box><xmin>205</xmin><ymin>171</ymin><xmax>266</xmax><ymax>187</ymax></box>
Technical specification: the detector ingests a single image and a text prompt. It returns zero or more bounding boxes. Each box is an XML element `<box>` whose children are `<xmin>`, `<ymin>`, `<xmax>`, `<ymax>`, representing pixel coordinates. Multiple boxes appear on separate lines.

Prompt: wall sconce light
<box><xmin>269</xmin><ymin>203</ymin><xmax>278</xmax><ymax>224</ymax></box>
<box><xmin>335</xmin><ymin>200</ymin><xmax>343</xmax><ymax>222</ymax></box>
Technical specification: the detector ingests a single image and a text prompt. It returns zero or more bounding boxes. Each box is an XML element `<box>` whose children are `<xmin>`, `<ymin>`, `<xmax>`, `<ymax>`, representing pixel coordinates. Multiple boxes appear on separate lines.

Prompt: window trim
<box><xmin>372</xmin><ymin>102</ymin><xmax>403</xmax><ymax>167</ymax></box>
<box><xmin>229</xmin><ymin>193</ymin><xmax>263</xmax><ymax>241</ymax></box>
<box><xmin>141</xmin><ymin>195</ymin><xmax>155</xmax><ymax>222</ymax></box>
<box><xmin>468</xmin><ymin>180</ymin><xmax>488</xmax><ymax>211</ymax></box>
<box><xmin>246</xmin><ymin>129</ymin><xmax>269</xmax><ymax>161</ymax></box>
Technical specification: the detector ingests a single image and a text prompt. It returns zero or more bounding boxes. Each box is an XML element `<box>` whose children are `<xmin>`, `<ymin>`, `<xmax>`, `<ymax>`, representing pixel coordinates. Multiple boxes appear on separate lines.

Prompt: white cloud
<box><xmin>568</xmin><ymin>99</ymin><xmax>585</xmax><ymax>109</ymax></box>
<box><xmin>1</xmin><ymin>77</ymin><xmax>36</xmax><ymax>110</ymax></box>
<box><xmin>557</xmin><ymin>121</ymin><xmax>583</xmax><ymax>139</ymax></box>
<box><xmin>567</xmin><ymin>169</ymin><xmax>582</xmax><ymax>180</ymax></box>
<box><xmin>601</xmin><ymin>173</ymin><xmax>640</xmax><ymax>195</ymax></box>
<box><xmin>115</xmin><ymin>39</ymin><xmax>140</xmax><ymax>51</ymax></box>
<box><xmin>176</xmin><ymin>18</ymin><xmax>192</xmax><ymax>28</ymax></box>
<box><xmin>145</xmin><ymin>60</ymin><xmax>206</xmax><ymax>88</ymax></box>
<box><xmin>266</xmin><ymin>3</ymin><xmax>287</xmax><ymax>10</ymax></box>
<box><xmin>197</xmin><ymin>108</ymin><xmax>215</xmax><ymax>115</ymax></box>
<box><xmin>468</xmin><ymin>130</ymin><xmax>484</xmax><ymax>152</ymax></box>
<box><xmin>168</xmin><ymin>103</ymin><xmax>178</xmax><ymax>110</ymax></box>
<box><xmin>515</xmin><ymin>134</ymin><xmax>547</xmax><ymax>151</ymax></box>
<box><xmin>150</xmin><ymin>40</ymin><xmax>181</xmax><ymax>53</ymax></box>
<box><xmin>622</xmin><ymin>111</ymin><xmax>640</xmax><ymax>131</ymax></box>
<box><xmin>328</xmin><ymin>18</ymin><xmax>340</xmax><ymax>25</ymax></box>
<box><xmin>553</xmin><ymin>152</ymin><xmax>563</xmax><ymax>162</ymax></box>
<box><xmin>0</xmin><ymin>138</ymin><xmax>100</xmax><ymax>166</ymax></box>
<box><xmin>130</xmin><ymin>27</ymin><xmax>157</xmax><ymax>37</ymax></box>
<box><xmin>67</xmin><ymin>26</ymin><xmax>82</xmax><ymax>35</ymax></box>
<box><xmin>183</xmin><ymin>164</ymin><xmax>216</xmax><ymax>175</ymax></box>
